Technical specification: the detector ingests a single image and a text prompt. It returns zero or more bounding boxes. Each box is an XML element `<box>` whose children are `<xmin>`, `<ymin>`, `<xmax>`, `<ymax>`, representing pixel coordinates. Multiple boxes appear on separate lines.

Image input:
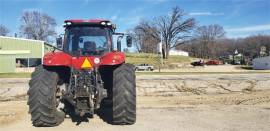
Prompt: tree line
<box><xmin>0</xmin><ymin>7</ymin><xmax>269</xmax><ymax>60</ymax></box>
<box><xmin>178</xmin><ymin>35</ymin><xmax>270</xmax><ymax>59</ymax></box>
<box><xmin>129</xmin><ymin>6</ymin><xmax>270</xmax><ymax>60</ymax></box>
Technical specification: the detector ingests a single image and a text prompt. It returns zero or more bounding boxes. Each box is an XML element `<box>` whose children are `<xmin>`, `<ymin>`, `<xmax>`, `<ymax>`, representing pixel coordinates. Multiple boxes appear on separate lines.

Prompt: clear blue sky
<box><xmin>0</xmin><ymin>0</ymin><xmax>270</xmax><ymax>38</ymax></box>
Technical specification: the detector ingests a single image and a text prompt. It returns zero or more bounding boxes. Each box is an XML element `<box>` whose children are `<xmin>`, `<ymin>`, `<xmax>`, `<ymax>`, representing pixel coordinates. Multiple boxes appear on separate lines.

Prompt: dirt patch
<box><xmin>0</xmin><ymin>97</ymin><xmax>270</xmax><ymax>131</ymax></box>
<box><xmin>137</xmin><ymin>74</ymin><xmax>270</xmax><ymax>96</ymax></box>
<box><xmin>0</xmin><ymin>74</ymin><xmax>270</xmax><ymax>130</ymax></box>
<box><xmin>0</xmin><ymin>101</ymin><xmax>27</xmax><ymax>127</ymax></box>
<box><xmin>158</xmin><ymin>65</ymin><xmax>270</xmax><ymax>73</ymax></box>
<box><xmin>0</xmin><ymin>78</ymin><xmax>29</xmax><ymax>100</ymax></box>
<box><xmin>137</xmin><ymin>90</ymin><xmax>270</xmax><ymax>108</ymax></box>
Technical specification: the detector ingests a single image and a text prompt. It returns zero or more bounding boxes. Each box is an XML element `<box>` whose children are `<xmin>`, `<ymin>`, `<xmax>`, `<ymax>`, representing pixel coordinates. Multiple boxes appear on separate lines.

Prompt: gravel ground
<box><xmin>0</xmin><ymin>98</ymin><xmax>269</xmax><ymax>131</ymax></box>
<box><xmin>154</xmin><ymin>65</ymin><xmax>270</xmax><ymax>73</ymax></box>
<box><xmin>0</xmin><ymin>74</ymin><xmax>269</xmax><ymax>131</ymax></box>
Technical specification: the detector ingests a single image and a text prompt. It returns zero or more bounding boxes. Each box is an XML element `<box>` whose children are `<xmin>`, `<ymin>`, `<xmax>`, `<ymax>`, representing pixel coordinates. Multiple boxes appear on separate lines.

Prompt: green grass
<box><xmin>126</xmin><ymin>53</ymin><xmax>192</xmax><ymax>67</ymax></box>
<box><xmin>0</xmin><ymin>73</ymin><xmax>31</xmax><ymax>78</ymax></box>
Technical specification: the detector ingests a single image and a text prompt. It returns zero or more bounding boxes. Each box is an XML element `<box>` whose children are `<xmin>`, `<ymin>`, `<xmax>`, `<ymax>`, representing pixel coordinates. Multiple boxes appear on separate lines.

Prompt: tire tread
<box><xmin>112</xmin><ymin>64</ymin><xmax>136</xmax><ymax>125</ymax></box>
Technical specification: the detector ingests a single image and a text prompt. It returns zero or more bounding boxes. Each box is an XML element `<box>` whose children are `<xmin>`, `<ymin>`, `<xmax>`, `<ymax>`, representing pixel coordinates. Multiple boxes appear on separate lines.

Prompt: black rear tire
<box><xmin>112</xmin><ymin>64</ymin><xmax>136</xmax><ymax>125</ymax></box>
<box><xmin>27</xmin><ymin>65</ymin><xmax>65</xmax><ymax>127</ymax></box>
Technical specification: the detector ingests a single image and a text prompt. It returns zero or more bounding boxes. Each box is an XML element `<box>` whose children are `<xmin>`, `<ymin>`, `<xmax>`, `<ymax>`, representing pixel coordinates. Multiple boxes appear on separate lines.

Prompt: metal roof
<box><xmin>0</xmin><ymin>36</ymin><xmax>44</xmax><ymax>43</ymax></box>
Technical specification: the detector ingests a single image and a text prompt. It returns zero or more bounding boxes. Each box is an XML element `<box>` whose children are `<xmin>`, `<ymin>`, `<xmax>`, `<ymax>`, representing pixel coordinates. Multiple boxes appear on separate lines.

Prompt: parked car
<box><xmin>135</xmin><ymin>64</ymin><xmax>154</xmax><ymax>71</ymax></box>
<box><xmin>191</xmin><ymin>60</ymin><xmax>205</xmax><ymax>66</ymax></box>
<box><xmin>205</xmin><ymin>60</ymin><xmax>222</xmax><ymax>65</ymax></box>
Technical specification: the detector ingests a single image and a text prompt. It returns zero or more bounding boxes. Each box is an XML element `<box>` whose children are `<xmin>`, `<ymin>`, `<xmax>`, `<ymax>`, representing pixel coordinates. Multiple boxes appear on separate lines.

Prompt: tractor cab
<box><xmin>43</xmin><ymin>19</ymin><xmax>133</xmax><ymax>70</ymax></box>
<box><xmin>56</xmin><ymin>20</ymin><xmax>132</xmax><ymax>56</ymax></box>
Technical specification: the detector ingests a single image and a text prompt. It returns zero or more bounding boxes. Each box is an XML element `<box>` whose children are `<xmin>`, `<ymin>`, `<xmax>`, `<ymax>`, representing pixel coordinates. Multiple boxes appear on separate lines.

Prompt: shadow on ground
<box><xmin>64</xmin><ymin>100</ymin><xmax>113</xmax><ymax>125</ymax></box>
<box><xmin>95</xmin><ymin>100</ymin><xmax>114</xmax><ymax>124</ymax></box>
<box><xmin>64</xmin><ymin>103</ymin><xmax>93</xmax><ymax>125</ymax></box>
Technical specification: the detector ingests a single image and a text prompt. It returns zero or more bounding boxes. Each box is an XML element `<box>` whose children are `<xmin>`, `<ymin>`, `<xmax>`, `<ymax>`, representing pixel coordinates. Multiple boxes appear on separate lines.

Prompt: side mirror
<box><xmin>126</xmin><ymin>36</ymin><xmax>132</xmax><ymax>47</ymax></box>
<box><xmin>117</xmin><ymin>36</ymin><xmax>123</xmax><ymax>51</ymax></box>
<box><xmin>79</xmin><ymin>38</ymin><xmax>83</xmax><ymax>43</ymax></box>
<box><xmin>56</xmin><ymin>37</ymin><xmax>63</xmax><ymax>49</ymax></box>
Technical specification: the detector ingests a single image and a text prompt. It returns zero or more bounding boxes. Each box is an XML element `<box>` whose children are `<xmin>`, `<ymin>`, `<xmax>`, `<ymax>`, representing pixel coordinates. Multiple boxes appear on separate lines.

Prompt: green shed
<box><xmin>0</xmin><ymin>36</ymin><xmax>54</xmax><ymax>73</ymax></box>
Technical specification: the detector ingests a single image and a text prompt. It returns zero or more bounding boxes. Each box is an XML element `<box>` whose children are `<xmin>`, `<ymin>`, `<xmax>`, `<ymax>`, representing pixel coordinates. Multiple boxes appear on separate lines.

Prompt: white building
<box><xmin>169</xmin><ymin>49</ymin><xmax>189</xmax><ymax>56</ymax></box>
<box><xmin>252</xmin><ymin>56</ymin><xmax>270</xmax><ymax>70</ymax></box>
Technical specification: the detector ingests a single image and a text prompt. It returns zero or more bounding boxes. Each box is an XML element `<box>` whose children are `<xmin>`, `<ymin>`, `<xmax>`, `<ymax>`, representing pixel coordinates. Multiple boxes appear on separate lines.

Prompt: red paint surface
<box><xmin>205</xmin><ymin>60</ymin><xmax>222</xmax><ymax>65</ymax></box>
<box><xmin>43</xmin><ymin>51</ymin><xmax>125</xmax><ymax>69</ymax></box>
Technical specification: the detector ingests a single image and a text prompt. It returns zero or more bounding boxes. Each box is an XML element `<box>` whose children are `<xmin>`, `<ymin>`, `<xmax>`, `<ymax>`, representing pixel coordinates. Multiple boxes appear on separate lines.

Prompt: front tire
<box><xmin>112</xmin><ymin>64</ymin><xmax>136</xmax><ymax>125</ymax></box>
<box><xmin>27</xmin><ymin>66</ymin><xmax>65</xmax><ymax>127</ymax></box>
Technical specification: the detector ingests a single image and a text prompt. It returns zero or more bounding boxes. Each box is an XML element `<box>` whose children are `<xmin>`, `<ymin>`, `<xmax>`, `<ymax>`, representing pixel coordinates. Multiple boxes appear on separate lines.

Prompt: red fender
<box><xmin>100</xmin><ymin>51</ymin><xmax>125</xmax><ymax>65</ymax></box>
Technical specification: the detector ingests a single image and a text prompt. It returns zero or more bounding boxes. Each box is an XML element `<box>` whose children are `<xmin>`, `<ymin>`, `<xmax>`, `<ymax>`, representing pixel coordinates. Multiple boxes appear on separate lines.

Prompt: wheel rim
<box><xmin>55</xmin><ymin>84</ymin><xmax>65</xmax><ymax>111</ymax></box>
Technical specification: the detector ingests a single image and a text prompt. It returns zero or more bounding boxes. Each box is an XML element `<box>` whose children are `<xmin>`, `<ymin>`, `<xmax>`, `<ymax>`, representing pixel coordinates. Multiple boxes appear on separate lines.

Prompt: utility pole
<box><xmin>158</xmin><ymin>33</ymin><xmax>163</xmax><ymax>72</ymax></box>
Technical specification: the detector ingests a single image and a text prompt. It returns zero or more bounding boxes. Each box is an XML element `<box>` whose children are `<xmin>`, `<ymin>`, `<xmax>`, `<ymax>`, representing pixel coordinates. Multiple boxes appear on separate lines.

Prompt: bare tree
<box><xmin>155</xmin><ymin>6</ymin><xmax>195</xmax><ymax>58</ymax></box>
<box><xmin>130</xmin><ymin>7</ymin><xmax>195</xmax><ymax>58</ymax></box>
<box><xmin>20</xmin><ymin>11</ymin><xmax>56</xmax><ymax>41</ymax></box>
<box><xmin>194</xmin><ymin>24</ymin><xmax>225</xmax><ymax>58</ymax></box>
<box><xmin>0</xmin><ymin>24</ymin><xmax>9</xmax><ymax>36</ymax></box>
<box><xmin>131</xmin><ymin>20</ymin><xmax>160</xmax><ymax>53</ymax></box>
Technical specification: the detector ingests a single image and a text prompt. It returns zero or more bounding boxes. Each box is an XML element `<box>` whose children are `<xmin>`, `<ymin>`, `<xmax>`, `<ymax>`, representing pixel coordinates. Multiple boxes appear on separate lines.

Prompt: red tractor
<box><xmin>27</xmin><ymin>19</ymin><xmax>136</xmax><ymax>127</ymax></box>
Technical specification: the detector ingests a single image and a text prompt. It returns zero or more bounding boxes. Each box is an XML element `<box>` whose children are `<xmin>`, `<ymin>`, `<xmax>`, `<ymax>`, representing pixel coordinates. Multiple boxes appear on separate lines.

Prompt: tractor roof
<box><xmin>63</xmin><ymin>19</ymin><xmax>115</xmax><ymax>29</ymax></box>
<box><xmin>64</xmin><ymin>19</ymin><xmax>110</xmax><ymax>24</ymax></box>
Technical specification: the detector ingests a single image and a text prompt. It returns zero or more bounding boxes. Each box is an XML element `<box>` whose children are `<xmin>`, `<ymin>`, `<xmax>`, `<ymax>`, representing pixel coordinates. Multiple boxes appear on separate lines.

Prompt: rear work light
<box><xmin>100</xmin><ymin>21</ymin><xmax>112</xmax><ymax>26</ymax></box>
<box><xmin>107</xmin><ymin>22</ymin><xmax>112</xmax><ymax>26</ymax></box>
<box><xmin>101</xmin><ymin>22</ymin><xmax>106</xmax><ymax>25</ymax></box>
<box><xmin>63</xmin><ymin>22</ymin><xmax>72</xmax><ymax>27</ymax></box>
<box><xmin>66</xmin><ymin>22</ymin><xmax>72</xmax><ymax>25</ymax></box>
